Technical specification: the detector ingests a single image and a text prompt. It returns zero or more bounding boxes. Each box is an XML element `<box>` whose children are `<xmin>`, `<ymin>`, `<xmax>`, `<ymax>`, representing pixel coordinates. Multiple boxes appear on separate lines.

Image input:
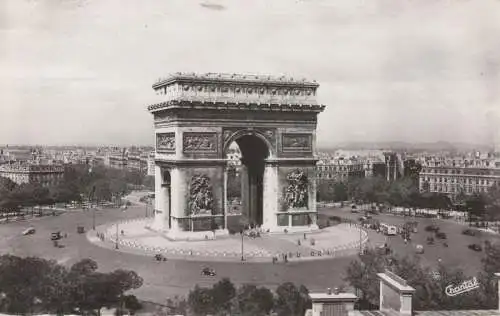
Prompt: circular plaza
<box><xmin>89</xmin><ymin>218</ymin><xmax>368</xmax><ymax>262</ymax></box>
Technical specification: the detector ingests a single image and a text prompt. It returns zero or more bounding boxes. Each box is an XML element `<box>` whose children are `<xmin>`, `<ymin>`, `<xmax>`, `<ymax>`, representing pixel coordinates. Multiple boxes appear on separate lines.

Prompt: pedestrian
<box><xmin>303</xmin><ymin>233</ymin><xmax>307</xmax><ymax>240</ymax></box>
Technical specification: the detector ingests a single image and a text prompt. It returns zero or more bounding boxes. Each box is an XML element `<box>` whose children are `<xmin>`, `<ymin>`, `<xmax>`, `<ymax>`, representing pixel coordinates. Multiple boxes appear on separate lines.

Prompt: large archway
<box><xmin>148</xmin><ymin>73</ymin><xmax>325</xmax><ymax>238</ymax></box>
<box><xmin>226</xmin><ymin>134</ymin><xmax>270</xmax><ymax>228</ymax></box>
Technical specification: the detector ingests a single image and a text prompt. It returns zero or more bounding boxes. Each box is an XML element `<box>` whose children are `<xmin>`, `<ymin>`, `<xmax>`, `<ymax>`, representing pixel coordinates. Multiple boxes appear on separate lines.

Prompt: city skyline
<box><xmin>1</xmin><ymin>0</ymin><xmax>500</xmax><ymax>147</ymax></box>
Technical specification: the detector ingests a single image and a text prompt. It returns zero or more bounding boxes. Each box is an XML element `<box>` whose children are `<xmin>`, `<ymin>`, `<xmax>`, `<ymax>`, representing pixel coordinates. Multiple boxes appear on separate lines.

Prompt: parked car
<box><xmin>201</xmin><ymin>267</ymin><xmax>216</xmax><ymax>276</ymax></box>
<box><xmin>462</xmin><ymin>229</ymin><xmax>479</xmax><ymax>236</ymax></box>
<box><xmin>22</xmin><ymin>227</ymin><xmax>36</xmax><ymax>235</ymax></box>
<box><xmin>425</xmin><ymin>225</ymin><xmax>440</xmax><ymax>232</ymax></box>
<box><xmin>468</xmin><ymin>244</ymin><xmax>482</xmax><ymax>252</ymax></box>
<box><xmin>435</xmin><ymin>232</ymin><xmax>447</xmax><ymax>240</ymax></box>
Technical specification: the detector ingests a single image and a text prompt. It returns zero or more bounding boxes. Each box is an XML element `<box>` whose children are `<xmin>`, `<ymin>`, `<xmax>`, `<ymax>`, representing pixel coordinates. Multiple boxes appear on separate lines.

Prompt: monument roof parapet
<box><xmin>148</xmin><ymin>72</ymin><xmax>325</xmax><ymax>113</ymax></box>
<box><xmin>152</xmin><ymin>72</ymin><xmax>319</xmax><ymax>89</ymax></box>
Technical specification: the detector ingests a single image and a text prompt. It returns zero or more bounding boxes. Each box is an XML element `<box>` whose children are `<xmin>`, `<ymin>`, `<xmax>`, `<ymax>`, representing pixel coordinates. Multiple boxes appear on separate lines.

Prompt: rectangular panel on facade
<box><xmin>156</xmin><ymin>133</ymin><xmax>176</xmax><ymax>153</ymax></box>
<box><xmin>183</xmin><ymin>132</ymin><xmax>218</xmax><ymax>153</ymax></box>
<box><xmin>282</xmin><ymin>133</ymin><xmax>312</xmax><ymax>152</ymax></box>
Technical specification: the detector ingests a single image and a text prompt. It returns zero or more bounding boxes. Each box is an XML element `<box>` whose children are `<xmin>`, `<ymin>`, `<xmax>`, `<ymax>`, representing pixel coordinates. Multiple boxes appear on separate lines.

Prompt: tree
<box><xmin>274</xmin><ymin>282</ymin><xmax>311</xmax><ymax>316</ymax></box>
<box><xmin>92</xmin><ymin>179</ymin><xmax>113</xmax><ymax>202</ymax></box>
<box><xmin>344</xmin><ymin>247</ymin><xmax>486</xmax><ymax>311</ymax></box>
<box><xmin>123</xmin><ymin>295</ymin><xmax>142</xmax><ymax>315</ymax></box>
<box><xmin>317</xmin><ymin>180</ymin><xmax>336</xmax><ymax>202</ymax></box>
<box><xmin>344</xmin><ymin>248</ymin><xmax>389</xmax><ymax>308</ymax></box>
<box><xmin>0</xmin><ymin>256</ymin><xmax>144</xmax><ymax>315</ymax></box>
<box><xmin>465</xmin><ymin>193</ymin><xmax>487</xmax><ymax>223</ymax></box>
<box><xmin>485</xmin><ymin>183</ymin><xmax>500</xmax><ymax>220</ymax></box>
<box><xmin>69</xmin><ymin>258</ymin><xmax>98</xmax><ymax>276</ymax></box>
<box><xmin>236</xmin><ymin>284</ymin><xmax>274</xmax><ymax>316</ymax></box>
<box><xmin>211</xmin><ymin>278</ymin><xmax>236</xmax><ymax>315</ymax></box>
<box><xmin>187</xmin><ymin>285</ymin><xmax>216</xmax><ymax>316</ymax></box>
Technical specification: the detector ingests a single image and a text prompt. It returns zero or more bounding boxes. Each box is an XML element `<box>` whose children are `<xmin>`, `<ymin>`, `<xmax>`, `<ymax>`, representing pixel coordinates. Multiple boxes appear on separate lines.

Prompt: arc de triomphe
<box><xmin>147</xmin><ymin>73</ymin><xmax>325</xmax><ymax>239</ymax></box>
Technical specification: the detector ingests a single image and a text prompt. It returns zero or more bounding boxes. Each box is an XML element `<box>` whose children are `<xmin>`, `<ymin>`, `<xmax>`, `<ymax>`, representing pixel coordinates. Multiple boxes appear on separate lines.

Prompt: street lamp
<box><xmin>240</xmin><ymin>230</ymin><xmax>244</xmax><ymax>262</ymax></box>
<box><xmin>88</xmin><ymin>168</ymin><xmax>96</xmax><ymax>231</ymax></box>
<box><xmin>359</xmin><ymin>224</ymin><xmax>363</xmax><ymax>255</ymax></box>
<box><xmin>115</xmin><ymin>223</ymin><xmax>119</xmax><ymax>249</ymax></box>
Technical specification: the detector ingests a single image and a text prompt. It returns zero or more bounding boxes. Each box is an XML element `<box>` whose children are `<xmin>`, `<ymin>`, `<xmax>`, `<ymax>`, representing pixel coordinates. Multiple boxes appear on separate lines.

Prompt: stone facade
<box><xmin>0</xmin><ymin>163</ymin><xmax>64</xmax><ymax>187</ymax></box>
<box><xmin>148</xmin><ymin>73</ymin><xmax>325</xmax><ymax>237</ymax></box>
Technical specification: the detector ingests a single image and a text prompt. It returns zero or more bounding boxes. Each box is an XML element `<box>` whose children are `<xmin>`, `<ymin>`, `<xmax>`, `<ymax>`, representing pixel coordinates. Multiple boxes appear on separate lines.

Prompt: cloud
<box><xmin>1</xmin><ymin>0</ymin><xmax>499</xmax><ymax>146</ymax></box>
<box><xmin>199</xmin><ymin>2</ymin><xmax>226</xmax><ymax>11</ymax></box>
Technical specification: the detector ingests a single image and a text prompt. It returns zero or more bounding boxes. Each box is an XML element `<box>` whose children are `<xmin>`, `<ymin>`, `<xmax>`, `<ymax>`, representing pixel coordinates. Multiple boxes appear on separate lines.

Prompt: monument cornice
<box><xmin>148</xmin><ymin>100</ymin><xmax>326</xmax><ymax>113</ymax></box>
<box><xmin>265</xmin><ymin>157</ymin><xmax>319</xmax><ymax>165</ymax></box>
<box><xmin>155</xmin><ymin>158</ymin><xmax>228</xmax><ymax>167</ymax></box>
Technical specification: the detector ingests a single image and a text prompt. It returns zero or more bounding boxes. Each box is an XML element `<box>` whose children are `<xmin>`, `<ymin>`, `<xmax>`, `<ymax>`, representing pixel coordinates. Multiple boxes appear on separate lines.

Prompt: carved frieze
<box><xmin>183</xmin><ymin>132</ymin><xmax>218</xmax><ymax>153</ymax></box>
<box><xmin>156</xmin><ymin>133</ymin><xmax>176</xmax><ymax>153</ymax></box>
<box><xmin>284</xmin><ymin>169</ymin><xmax>309</xmax><ymax>209</ymax></box>
<box><xmin>187</xmin><ymin>174</ymin><xmax>215</xmax><ymax>216</ymax></box>
<box><xmin>282</xmin><ymin>133</ymin><xmax>312</xmax><ymax>152</ymax></box>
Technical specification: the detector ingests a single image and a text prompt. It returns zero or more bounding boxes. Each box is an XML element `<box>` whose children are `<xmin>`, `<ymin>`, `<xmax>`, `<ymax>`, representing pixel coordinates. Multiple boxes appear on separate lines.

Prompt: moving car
<box><xmin>22</xmin><ymin>227</ymin><xmax>36</xmax><ymax>235</ymax></box>
<box><xmin>468</xmin><ymin>244</ymin><xmax>482</xmax><ymax>252</ymax></box>
<box><xmin>51</xmin><ymin>232</ymin><xmax>62</xmax><ymax>241</ymax></box>
<box><xmin>154</xmin><ymin>254</ymin><xmax>167</xmax><ymax>261</ymax></box>
<box><xmin>201</xmin><ymin>267</ymin><xmax>216</xmax><ymax>276</ymax></box>
<box><xmin>380</xmin><ymin>223</ymin><xmax>397</xmax><ymax>236</ymax></box>
<box><xmin>415</xmin><ymin>244</ymin><xmax>424</xmax><ymax>254</ymax></box>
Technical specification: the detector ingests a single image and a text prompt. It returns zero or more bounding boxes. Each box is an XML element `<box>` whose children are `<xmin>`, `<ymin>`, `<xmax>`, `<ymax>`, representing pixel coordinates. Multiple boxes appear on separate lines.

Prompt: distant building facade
<box><xmin>419</xmin><ymin>157</ymin><xmax>500</xmax><ymax>196</ymax></box>
<box><xmin>0</xmin><ymin>163</ymin><xmax>65</xmax><ymax>187</ymax></box>
<box><xmin>316</xmin><ymin>157</ymin><xmax>366</xmax><ymax>181</ymax></box>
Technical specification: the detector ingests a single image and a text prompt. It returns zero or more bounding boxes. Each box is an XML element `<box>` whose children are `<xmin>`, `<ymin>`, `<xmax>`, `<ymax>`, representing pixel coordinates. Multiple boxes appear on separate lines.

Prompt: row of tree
<box><xmin>0</xmin><ymin>164</ymin><xmax>154</xmax><ymax>212</ymax></box>
<box><xmin>317</xmin><ymin>176</ymin><xmax>500</xmax><ymax>220</ymax></box>
<box><xmin>344</xmin><ymin>240</ymin><xmax>500</xmax><ymax>311</ymax></box>
<box><xmin>0</xmin><ymin>256</ymin><xmax>143</xmax><ymax>315</ymax></box>
<box><xmin>166</xmin><ymin>279</ymin><xmax>311</xmax><ymax>316</ymax></box>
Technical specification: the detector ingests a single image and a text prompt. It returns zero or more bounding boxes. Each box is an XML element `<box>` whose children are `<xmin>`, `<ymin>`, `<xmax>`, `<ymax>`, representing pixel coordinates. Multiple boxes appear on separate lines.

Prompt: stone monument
<box><xmin>147</xmin><ymin>72</ymin><xmax>325</xmax><ymax>239</ymax></box>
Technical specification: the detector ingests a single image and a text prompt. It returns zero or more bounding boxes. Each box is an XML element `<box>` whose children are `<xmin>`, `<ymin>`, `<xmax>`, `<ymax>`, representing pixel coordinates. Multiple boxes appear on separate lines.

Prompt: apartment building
<box><xmin>419</xmin><ymin>156</ymin><xmax>500</xmax><ymax>195</ymax></box>
<box><xmin>0</xmin><ymin>163</ymin><xmax>65</xmax><ymax>187</ymax></box>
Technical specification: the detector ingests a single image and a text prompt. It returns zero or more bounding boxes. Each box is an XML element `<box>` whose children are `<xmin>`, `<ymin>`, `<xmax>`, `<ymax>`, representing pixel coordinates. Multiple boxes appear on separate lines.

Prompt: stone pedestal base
<box><xmin>164</xmin><ymin>228</ymin><xmax>230</xmax><ymax>241</ymax></box>
<box><xmin>263</xmin><ymin>224</ymin><xmax>320</xmax><ymax>235</ymax></box>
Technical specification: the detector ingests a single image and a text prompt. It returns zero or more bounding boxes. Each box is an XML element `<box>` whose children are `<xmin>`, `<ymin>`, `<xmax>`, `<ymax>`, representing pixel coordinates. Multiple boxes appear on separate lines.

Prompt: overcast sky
<box><xmin>1</xmin><ymin>0</ymin><xmax>500</xmax><ymax>147</ymax></box>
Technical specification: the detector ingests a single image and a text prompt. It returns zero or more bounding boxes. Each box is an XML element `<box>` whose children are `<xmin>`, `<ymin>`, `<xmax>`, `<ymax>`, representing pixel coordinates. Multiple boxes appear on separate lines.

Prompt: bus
<box><xmin>380</xmin><ymin>223</ymin><xmax>397</xmax><ymax>236</ymax></box>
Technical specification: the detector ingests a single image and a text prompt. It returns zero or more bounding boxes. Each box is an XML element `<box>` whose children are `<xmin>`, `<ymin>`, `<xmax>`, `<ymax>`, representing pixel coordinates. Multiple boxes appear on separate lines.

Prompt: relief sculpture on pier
<box><xmin>187</xmin><ymin>175</ymin><xmax>215</xmax><ymax>216</ymax></box>
<box><xmin>156</xmin><ymin>133</ymin><xmax>175</xmax><ymax>153</ymax></box>
<box><xmin>284</xmin><ymin>169</ymin><xmax>309</xmax><ymax>209</ymax></box>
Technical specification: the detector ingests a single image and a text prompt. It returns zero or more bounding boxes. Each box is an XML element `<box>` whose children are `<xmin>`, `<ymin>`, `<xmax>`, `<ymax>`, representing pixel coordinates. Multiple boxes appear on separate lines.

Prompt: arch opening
<box><xmin>161</xmin><ymin>170</ymin><xmax>172</xmax><ymax>229</ymax></box>
<box><xmin>225</xmin><ymin>134</ymin><xmax>269</xmax><ymax>229</ymax></box>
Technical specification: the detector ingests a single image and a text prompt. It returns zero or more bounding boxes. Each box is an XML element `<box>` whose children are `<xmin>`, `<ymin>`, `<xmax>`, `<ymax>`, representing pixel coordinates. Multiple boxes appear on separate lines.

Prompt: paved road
<box><xmin>321</xmin><ymin>207</ymin><xmax>499</xmax><ymax>275</ymax></box>
<box><xmin>0</xmin><ymin>203</ymin><xmax>355</xmax><ymax>304</ymax></box>
<box><xmin>0</xmin><ymin>200</ymin><xmax>494</xmax><ymax>305</ymax></box>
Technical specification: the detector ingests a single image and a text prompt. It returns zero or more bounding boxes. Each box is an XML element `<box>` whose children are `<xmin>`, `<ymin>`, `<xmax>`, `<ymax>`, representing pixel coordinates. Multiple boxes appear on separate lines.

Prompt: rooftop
<box><xmin>351</xmin><ymin>311</ymin><xmax>500</xmax><ymax>316</ymax></box>
<box><xmin>152</xmin><ymin>72</ymin><xmax>319</xmax><ymax>89</ymax></box>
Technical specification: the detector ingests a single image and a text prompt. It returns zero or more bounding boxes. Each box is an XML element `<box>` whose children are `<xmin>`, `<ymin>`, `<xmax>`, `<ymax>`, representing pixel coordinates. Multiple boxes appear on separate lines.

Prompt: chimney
<box><xmin>308</xmin><ymin>288</ymin><xmax>357</xmax><ymax>316</ymax></box>
<box><xmin>377</xmin><ymin>270</ymin><xmax>415</xmax><ymax>316</ymax></box>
